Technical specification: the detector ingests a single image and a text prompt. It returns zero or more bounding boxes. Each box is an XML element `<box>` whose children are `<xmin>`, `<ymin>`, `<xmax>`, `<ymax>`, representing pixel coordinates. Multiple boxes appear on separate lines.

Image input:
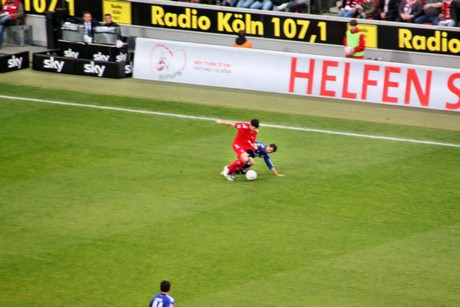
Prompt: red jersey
<box><xmin>233</xmin><ymin>122</ymin><xmax>258</xmax><ymax>150</ymax></box>
<box><xmin>442</xmin><ymin>1</ymin><xmax>452</xmax><ymax>19</ymax></box>
<box><xmin>2</xmin><ymin>0</ymin><xmax>21</xmax><ymax>21</ymax></box>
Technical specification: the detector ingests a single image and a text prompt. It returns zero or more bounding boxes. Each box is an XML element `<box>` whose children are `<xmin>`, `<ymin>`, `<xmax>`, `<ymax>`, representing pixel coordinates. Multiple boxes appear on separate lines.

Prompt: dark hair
<box><xmin>250</xmin><ymin>119</ymin><xmax>259</xmax><ymax>128</ymax></box>
<box><xmin>269</xmin><ymin>144</ymin><xmax>277</xmax><ymax>152</ymax></box>
<box><xmin>350</xmin><ymin>19</ymin><xmax>358</xmax><ymax>26</ymax></box>
<box><xmin>160</xmin><ymin>280</ymin><xmax>171</xmax><ymax>292</ymax></box>
<box><xmin>82</xmin><ymin>11</ymin><xmax>92</xmax><ymax>17</ymax></box>
<box><xmin>237</xmin><ymin>30</ymin><xmax>246</xmax><ymax>38</ymax></box>
<box><xmin>104</xmin><ymin>13</ymin><xmax>112</xmax><ymax>17</ymax></box>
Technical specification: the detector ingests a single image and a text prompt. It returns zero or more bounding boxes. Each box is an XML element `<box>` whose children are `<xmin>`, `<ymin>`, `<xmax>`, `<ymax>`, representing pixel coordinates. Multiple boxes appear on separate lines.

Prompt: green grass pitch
<box><xmin>1</xmin><ymin>84</ymin><xmax>459</xmax><ymax>306</ymax></box>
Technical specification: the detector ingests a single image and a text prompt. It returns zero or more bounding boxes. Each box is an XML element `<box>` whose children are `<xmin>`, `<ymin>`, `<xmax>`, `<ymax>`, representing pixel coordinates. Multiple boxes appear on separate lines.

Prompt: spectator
<box><xmin>222</xmin><ymin>0</ymin><xmax>239</xmax><ymax>7</ymax></box>
<box><xmin>101</xmin><ymin>13</ymin><xmax>124</xmax><ymax>46</ymax></box>
<box><xmin>278</xmin><ymin>0</ymin><xmax>310</xmax><ymax>12</ymax></box>
<box><xmin>272</xmin><ymin>0</ymin><xmax>290</xmax><ymax>10</ymax></box>
<box><xmin>103</xmin><ymin>13</ymin><xmax>119</xmax><ymax>27</ymax></box>
<box><xmin>0</xmin><ymin>0</ymin><xmax>24</xmax><ymax>49</ymax></box>
<box><xmin>415</xmin><ymin>0</ymin><xmax>442</xmax><ymax>24</ymax></box>
<box><xmin>233</xmin><ymin>30</ymin><xmax>253</xmax><ymax>48</ymax></box>
<box><xmin>438</xmin><ymin>0</ymin><xmax>456</xmax><ymax>26</ymax></box>
<box><xmin>397</xmin><ymin>0</ymin><xmax>423</xmax><ymax>22</ymax></box>
<box><xmin>338</xmin><ymin>0</ymin><xmax>363</xmax><ymax>18</ymax></box>
<box><xmin>452</xmin><ymin>0</ymin><xmax>460</xmax><ymax>25</ymax></box>
<box><xmin>149</xmin><ymin>280</ymin><xmax>174</xmax><ymax>307</ymax></box>
<box><xmin>374</xmin><ymin>0</ymin><xmax>400</xmax><ymax>21</ymax></box>
<box><xmin>80</xmin><ymin>11</ymin><xmax>98</xmax><ymax>43</ymax></box>
<box><xmin>237</xmin><ymin>0</ymin><xmax>256</xmax><ymax>8</ymax></box>
<box><xmin>343</xmin><ymin>19</ymin><xmax>365</xmax><ymax>59</ymax></box>
<box><xmin>357</xmin><ymin>0</ymin><xmax>376</xmax><ymax>18</ymax></box>
<box><xmin>250</xmin><ymin>0</ymin><xmax>275</xmax><ymax>10</ymax></box>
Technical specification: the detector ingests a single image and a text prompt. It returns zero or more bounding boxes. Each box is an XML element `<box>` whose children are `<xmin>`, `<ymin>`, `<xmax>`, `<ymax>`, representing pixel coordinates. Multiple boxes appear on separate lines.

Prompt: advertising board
<box><xmin>133</xmin><ymin>38</ymin><xmax>460</xmax><ymax>112</ymax></box>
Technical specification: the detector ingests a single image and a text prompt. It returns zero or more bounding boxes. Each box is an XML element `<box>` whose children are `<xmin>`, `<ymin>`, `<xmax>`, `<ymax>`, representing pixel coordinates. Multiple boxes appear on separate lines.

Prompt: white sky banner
<box><xmin>133</xmin><ymin>37</ymin><xmax>460</xmax><ymax>112</ymax></box>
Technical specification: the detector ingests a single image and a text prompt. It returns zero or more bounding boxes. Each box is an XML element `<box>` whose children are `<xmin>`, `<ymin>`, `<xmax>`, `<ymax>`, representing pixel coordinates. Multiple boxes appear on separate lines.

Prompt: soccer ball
<box><xmin>245</xmin><ymin>170</ymin><xmax>257</xmax><ymax>181</ymax></box>
<box><xmin>344</xmin><ymin>46</ymin><xmax>354</xmax><ymax>56</ymax></box>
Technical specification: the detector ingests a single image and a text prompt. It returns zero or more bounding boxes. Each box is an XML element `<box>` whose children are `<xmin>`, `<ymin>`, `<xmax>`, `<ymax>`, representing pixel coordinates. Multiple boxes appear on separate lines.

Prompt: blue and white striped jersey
<box><xmin>149</xmin><ymin>293</ymin><xmax>174</xmax><ymax>307</ymax></box>
<box><xmin>249</xmin><ymin>142</ymin><xmax>275</xmax><ymax>170</ymax></box>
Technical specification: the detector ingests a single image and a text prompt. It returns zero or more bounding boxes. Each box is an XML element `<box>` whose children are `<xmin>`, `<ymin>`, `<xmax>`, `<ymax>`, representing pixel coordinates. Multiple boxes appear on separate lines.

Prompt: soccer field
<box><xmin>1</xmin><ymin>82</ymin><xmax>459</xmax><ymax>306</ymax></box>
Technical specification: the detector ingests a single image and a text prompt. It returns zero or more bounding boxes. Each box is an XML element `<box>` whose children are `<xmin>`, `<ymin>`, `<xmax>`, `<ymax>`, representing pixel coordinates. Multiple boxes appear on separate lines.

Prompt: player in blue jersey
<box><xmin>237</xmin><ymin>142</ymin><xmax>284</xmax><ymax>176</ymax></box>
<box><xmin>149</xmin><ymin>280</ymin><xmax>175</xmax><ymax>307</ymax></box>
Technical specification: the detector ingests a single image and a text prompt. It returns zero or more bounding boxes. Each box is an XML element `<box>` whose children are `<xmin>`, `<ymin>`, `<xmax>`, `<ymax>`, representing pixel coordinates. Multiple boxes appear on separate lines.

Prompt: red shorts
<box><xmin>232</xmin><ymin>142</ymin><xmax>247</xmax><ymax>157</ymax></box>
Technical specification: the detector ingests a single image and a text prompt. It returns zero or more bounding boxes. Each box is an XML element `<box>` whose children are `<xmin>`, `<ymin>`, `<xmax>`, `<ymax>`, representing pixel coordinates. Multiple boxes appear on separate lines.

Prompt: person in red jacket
<box><xmin>0</xmin><ymin>0</ymin><xmax>24</xmax><ymax>48</ymax></box>
<box><xmin>438</xmin><ymin>0</ymin><xmax>456</xmax><ymax>26</ymax></box>
<box><xmin>343</xmin><ymin>19</ymin><xmax>365</xmax><ymax>59</ymax></box>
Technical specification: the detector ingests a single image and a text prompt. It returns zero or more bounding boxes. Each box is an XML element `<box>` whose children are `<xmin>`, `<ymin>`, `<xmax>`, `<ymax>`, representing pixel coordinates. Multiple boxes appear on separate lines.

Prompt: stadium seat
<box><xmin>3</xmin><ymin>25</ymin><xmax>32</xmax><ymax>47</ymax></box>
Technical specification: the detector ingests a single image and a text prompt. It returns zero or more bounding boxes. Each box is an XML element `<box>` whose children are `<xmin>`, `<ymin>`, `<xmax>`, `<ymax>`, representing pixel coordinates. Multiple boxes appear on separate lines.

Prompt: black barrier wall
<box><xmin>33</xmin><ymin>50</ymin><xmax>76</xmax><ymax>74</ymax></box>
<box><xmin>19</xmin><ymin>0</ymin><xmax>460</xmax><ymax>56</ymax></box>
<box><xmin>58</xmin><ymin>41</ymin><xmax>130</xmax><ymax>62</ymax></box>
<box><xmin>0</xmin><ymin>51</ymin><xmax>30</xmax><ymax>73</ymax></box>
<box><xmin>32</xmin><ymin>41</ymin><xmax>132</xmax><ymax>79</ymax></box>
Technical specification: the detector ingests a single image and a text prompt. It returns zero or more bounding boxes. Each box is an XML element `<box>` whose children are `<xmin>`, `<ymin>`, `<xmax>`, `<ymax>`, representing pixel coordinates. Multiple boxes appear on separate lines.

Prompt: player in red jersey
<box><xmin>216</xmin><ymin>118</ymin><xmax>259</xmax><ymax>181</ymax></box>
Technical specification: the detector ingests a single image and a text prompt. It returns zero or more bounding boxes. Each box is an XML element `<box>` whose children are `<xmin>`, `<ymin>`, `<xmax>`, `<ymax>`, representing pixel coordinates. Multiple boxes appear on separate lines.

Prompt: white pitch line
<box><xmin>1</xmin><ymin>94</ymin><xmax>459</xmax><ymax>148</ymax></box>
<box><xmin>264</xmin><ymin>124</ymin><xmax>460</xmax><ymax>147</ymax></box>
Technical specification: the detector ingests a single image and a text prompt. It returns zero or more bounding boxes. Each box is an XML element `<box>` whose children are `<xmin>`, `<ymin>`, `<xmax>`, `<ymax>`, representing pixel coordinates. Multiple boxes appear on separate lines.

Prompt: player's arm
<box><xmin>270</xmin><ymin>167</ymin><xmax>284</xmax><ymax>177</ymax></box>
<box><xmin>247</xmin><ymin>140</ymin><xmax>258</xmax><ymax>150</ymax></box>
<box><xmin>248</xmin><ymin>138</ymin><xmax>260</xmax><ymax>151</ymax></box>
<box><xmin>263</xmin><ymin>155</ymin><xmax>284</xmax><ymax>176</ymax></box>
<box><xmin>215</xmin><ymin>119</ymin><xmax>235</xmax><ymax>127</ymax></box>
<box><xmin>352</xmin><ymin>33</ymin><xmax>365</xmax><ymax>53</ymax></box>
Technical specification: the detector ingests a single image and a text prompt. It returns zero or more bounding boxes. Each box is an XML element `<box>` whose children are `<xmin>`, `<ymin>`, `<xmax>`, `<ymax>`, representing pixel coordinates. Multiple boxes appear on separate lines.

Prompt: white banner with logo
<box><xmin>133</xmin><ymin>38</ymin><xmax>460</xmax><ymax>112</ymax></box>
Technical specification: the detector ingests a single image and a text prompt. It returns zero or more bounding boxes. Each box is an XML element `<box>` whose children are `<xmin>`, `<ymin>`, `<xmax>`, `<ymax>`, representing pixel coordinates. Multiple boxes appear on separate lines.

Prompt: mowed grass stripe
<box><xmin>1</xmin><ymin>94</ymin><xmax>460</xmax><ymax>148</ymax></box>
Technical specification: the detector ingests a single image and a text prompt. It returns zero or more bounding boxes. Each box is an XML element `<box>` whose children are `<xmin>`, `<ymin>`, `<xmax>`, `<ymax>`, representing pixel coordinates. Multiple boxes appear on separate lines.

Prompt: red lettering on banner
<box><xmin>362</xmin><ymin>64</ymin><xmax>380</xmax><ymax>100</ymax></box>
<box><xmin>320</xmin><ymin>60</ymin><xmax>339</xmax><ymax>97</ymax></box>
<box><xmin>405</xmin><ymin>69</ymin><xmax>432</xmax><ymax>107</ymax></box>
<box><xmin>289</xmin><ymin>57</ymin><xmax>315</xmax><ymax>94</ymax></box>
<box><xmin>342</xmin><ymin>63</ymin><xmax>357</xmax><ymax>99</ymax></box>
<box><xmin>446</xmin><ymin>73</ymin><xmax>460</xmax><ymax>110</ymax></box>
<box><xmin>382</xmin><ymin>66</ymin><xmax>401</xmax><ymax>104</ymax></box>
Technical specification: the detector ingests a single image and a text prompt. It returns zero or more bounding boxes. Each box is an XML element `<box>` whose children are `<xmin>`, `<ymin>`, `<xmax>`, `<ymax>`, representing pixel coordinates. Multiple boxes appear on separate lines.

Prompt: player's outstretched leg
<box><xmin>220</xmin><ymin>165</ymin><xmax>234</xmax><ymax>181</ymax></box>
<box><xmin>227</xmin><ymin>157</ymin><xmax>246</xmax><ymax>174</ymax></box>
<box><xmin>220</xmin><ymin>165</ymin><xmax>229</xmax><ymax>177</ymax></box>
<box><xmin>239</xmin><ymin>162</ymin><xmax>252</xmax><ymax>174</ymax></box>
